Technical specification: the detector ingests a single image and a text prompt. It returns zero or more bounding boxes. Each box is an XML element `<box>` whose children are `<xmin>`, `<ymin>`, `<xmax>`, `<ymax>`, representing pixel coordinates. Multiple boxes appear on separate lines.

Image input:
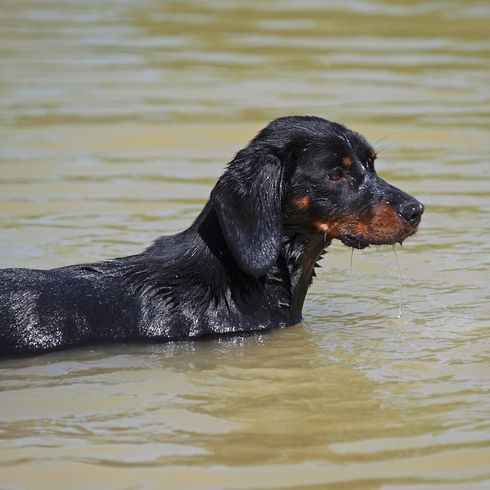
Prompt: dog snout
<box><xmin>397</xmin><ymin>200</ymin><xmax>424</xmax><ymax>226</ymax></box>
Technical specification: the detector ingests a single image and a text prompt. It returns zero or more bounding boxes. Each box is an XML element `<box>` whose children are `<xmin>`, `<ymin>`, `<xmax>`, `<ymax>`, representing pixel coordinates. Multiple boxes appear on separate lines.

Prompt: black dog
<box><xmin>0</xmin><ymin>116</ymin><xmax>423</xmax><ymax>355</ymax></box>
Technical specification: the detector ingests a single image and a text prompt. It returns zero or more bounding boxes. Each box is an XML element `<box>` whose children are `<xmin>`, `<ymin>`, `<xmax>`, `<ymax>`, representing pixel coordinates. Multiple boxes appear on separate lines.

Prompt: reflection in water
<box><xmin>0</xmin><ymin>0</ymin><xmax>489</xmax><ymax>488</ymax></box>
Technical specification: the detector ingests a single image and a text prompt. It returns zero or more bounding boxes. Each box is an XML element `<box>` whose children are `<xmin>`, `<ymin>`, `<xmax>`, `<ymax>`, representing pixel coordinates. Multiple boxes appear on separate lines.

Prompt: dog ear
<box><xmin>211</xmin><ymin>146</ymin><xmax>284</xmax><ymax>277</ymax></box>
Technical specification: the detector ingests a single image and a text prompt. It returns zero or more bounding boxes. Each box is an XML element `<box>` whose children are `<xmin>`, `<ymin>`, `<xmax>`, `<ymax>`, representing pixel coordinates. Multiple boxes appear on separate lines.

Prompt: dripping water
<box><xmin>392</xmin><ymin>244</ymin><xmax>403</xmax><ymax>317</ymax></box>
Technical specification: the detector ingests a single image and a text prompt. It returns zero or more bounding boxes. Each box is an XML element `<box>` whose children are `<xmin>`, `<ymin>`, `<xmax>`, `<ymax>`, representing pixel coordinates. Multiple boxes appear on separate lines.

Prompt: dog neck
<box><xmin>280</xmin><ymin>232</ymin><xmax>331</xmax><ymax>321</ymax></box>
<box><xmin>193</xmin><ymin>202</ymin><xmax>330</xmax><ymax>322</ymax></box>
<box><xmin>139</xmin><ymin>202</ymin><xmax>330</xmax><ymax>333</ymax></box>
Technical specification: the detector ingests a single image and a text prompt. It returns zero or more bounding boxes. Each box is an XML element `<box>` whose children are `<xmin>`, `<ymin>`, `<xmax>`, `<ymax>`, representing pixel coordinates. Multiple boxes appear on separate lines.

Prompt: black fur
<box><xmin>0</xmin><ymin>116</ymin><xmax>423</xmax><ymax>355</ymax></box>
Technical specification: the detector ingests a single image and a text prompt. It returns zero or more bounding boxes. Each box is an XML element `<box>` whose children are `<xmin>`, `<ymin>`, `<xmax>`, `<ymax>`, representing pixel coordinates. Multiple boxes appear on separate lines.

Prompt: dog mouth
<box><xmin>340</xmin><ymin>234</ymin><xmax>370</xmax><ymax>249</ymax></box>
<box><xmin>315</xmin><ymin>205</ymin><xmax>422</xmax><ymax>250</ymax></box>
<box><xmin>339</xmin><ymin>225</ymin><xmax>419</xmax><ymax>250</ymax></box>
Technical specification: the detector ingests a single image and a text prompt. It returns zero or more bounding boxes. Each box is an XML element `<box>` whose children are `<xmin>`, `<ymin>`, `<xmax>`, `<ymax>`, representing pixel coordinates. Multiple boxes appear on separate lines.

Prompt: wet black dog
<box><xmin>0</xmin><ymin>116</ymin><xmax>423</xmax><ymax>355</ymax></box>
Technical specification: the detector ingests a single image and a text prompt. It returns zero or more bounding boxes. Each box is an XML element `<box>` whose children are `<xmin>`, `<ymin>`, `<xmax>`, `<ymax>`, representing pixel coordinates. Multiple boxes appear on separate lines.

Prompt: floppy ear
<box><xmin>211</xmin><ymin>146</ymin><xmax>284</xmax><ymax>277</ymax></box>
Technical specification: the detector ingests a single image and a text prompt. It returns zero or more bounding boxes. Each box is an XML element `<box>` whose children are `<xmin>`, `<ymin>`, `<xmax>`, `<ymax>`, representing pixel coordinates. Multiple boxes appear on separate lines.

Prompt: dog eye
<box><xmin>328</xmin><ymin>168</ymin><xmax>344</xmax><ymax>181</ymax></box>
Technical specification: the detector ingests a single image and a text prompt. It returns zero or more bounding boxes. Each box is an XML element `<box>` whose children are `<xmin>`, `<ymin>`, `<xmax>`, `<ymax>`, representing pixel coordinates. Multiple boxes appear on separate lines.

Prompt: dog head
<box><xmin>211</xmin><ymin>116</ymin><xmax>424</xmax><ymax>276</ymax></box>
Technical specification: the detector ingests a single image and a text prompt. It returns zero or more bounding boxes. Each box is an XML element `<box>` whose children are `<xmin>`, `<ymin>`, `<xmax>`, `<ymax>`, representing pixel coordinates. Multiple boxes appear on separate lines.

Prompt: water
<box><xmin>1</xmin><ymin>1</ymin><xmax>489</xmax><ymax>488</ymax></box>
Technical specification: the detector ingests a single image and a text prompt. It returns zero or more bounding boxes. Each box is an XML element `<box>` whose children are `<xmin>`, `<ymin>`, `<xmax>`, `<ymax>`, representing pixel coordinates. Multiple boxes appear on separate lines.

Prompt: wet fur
<box><xmin>0</xmin><ymin>116</ymin><xmax>423</xmax><ymax>355</ymax></box>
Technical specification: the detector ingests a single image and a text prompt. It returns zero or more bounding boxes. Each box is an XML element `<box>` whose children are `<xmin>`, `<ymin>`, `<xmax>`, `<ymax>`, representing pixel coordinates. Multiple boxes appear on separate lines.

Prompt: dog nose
<box><xmin>397</xmin><ymin>201</ymin><xmax>424</xmax><ymax>225</ymax></box>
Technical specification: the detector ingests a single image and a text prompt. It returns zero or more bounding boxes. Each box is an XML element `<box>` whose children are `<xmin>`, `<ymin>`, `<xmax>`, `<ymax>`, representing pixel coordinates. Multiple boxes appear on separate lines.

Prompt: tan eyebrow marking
<box><xmin>292</xmin><ymin>195</ymin><xmax>310</xmax><ymax>210</ymax></box>
<box><xmin>342</xmin><ymin>156</ymin><xmax>353</xmax><ymax>167</ymax></box>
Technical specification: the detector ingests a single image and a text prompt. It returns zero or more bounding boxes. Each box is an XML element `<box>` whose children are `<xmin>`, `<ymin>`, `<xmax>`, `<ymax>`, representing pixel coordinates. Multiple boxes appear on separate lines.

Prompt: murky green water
<box><xmin>1</xmin><ymin>1</ymin><xmax>489</xmax><ymax>488</ymax></box>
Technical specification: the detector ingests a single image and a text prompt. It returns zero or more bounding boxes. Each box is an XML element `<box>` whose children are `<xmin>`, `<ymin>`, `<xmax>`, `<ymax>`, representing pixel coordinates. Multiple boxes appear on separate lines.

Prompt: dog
<box><xmin>0</xmin><ymin>116</ymin><xmax>423</xmax><ymax>355</ymax></box>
